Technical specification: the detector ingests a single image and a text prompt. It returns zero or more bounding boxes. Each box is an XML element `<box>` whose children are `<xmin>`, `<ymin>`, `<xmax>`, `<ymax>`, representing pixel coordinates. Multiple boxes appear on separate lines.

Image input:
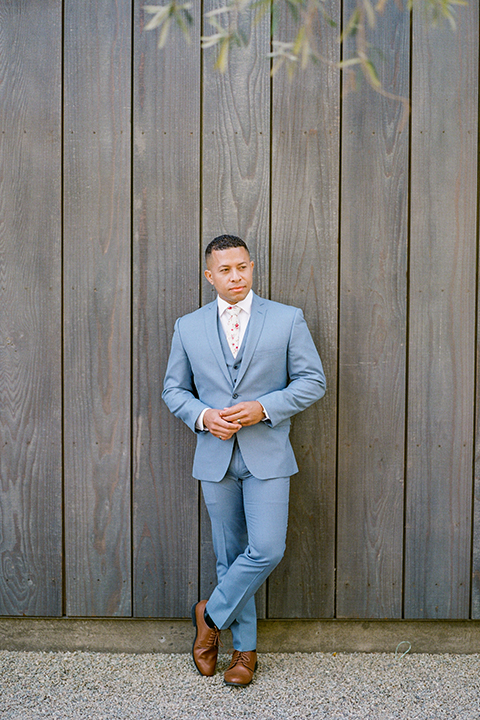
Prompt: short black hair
<box><xmin>205</xmin><ymin>235</ymin><xmax>250</xmax><ymax>260</ymax></box>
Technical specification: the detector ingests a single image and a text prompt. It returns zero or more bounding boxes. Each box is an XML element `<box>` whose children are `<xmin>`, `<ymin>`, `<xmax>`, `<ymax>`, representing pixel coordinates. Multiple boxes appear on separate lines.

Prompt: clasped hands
<box><xmin>203</xmin><ymin>401</ymin><xmax>265</xmax><ymax>441</ymax></box>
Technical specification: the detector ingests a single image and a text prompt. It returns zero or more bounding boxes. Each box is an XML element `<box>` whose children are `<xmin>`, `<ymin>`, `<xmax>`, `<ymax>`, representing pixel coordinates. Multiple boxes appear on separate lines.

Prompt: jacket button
<box><xmin>232</xmin><ymin>393</ymin><xmax>239</xmax><ymax>399</ymax></box>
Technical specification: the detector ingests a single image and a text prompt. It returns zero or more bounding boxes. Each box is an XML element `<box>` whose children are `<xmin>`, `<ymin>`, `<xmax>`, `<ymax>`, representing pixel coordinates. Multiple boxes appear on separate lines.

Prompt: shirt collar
<box><xmin>217</xmin><ymin>289</ymin><xmax>253</xmax><ymax>317</ymax></box>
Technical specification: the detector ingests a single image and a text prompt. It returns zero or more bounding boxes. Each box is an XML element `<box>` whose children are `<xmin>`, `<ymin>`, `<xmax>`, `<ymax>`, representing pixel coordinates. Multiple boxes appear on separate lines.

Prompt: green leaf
<box><xmin>251</xmin><ymin>0</ymin><xmax>271</xmax><ymax>27</ymax></box>
<box><xmin>205</xmin><ymin>5</ymin><xmax>234</xmax><ymax>17</ymax></box>
<box><xmin>292</xmin><ymin>25</ymin><xmax>306</xmax><ymax>56</ymax></box>
<box><xmin>271</xmin><ymin>3</ymin><xmax>280</xmax><ymax>36</ymax></box>
<box><xmin>285</xmin><ymin>0</ymin><xmax>301</xmax><ymax>24</ymax></box>
<box><xmin>201</xmin><ymin>32</ymin><xmax>224</xmax><ymax>49</ymax></box>
<box><xmin>173</xmin><ymin>9</ymin><xmax>192</xmax><ymax>42</ymax></box>
<box><xmin>143</xmin><ymin>5</ymin><xmax>171</xmax><ymax>31</ymax></box>
<box><xmin>363</xmin><ymin>0</ymin><xmax>376</xmax><ymax>27</ymax></box>
<box><xmin>237</xmin><ymin>28</ymin><xmax>250</xmax><ymax>45</ymax></box>
<box><xmin>207</xmin><ymin>16</ymin><xmax>227</xmax><ymax>33</ymax></box>
<box><xmin>337</xmin><ymin>57</ymin><xmax>362</xmax><ymax>68</ymax></box>
<box><xmin>364</xmin><ymin>59</ymin><xmax>381</xmax><ymax>87</ymax></box>
<box><xmin>340</xmin><ymin>8</ymin><xmax>361</xmax><ymax>42</ymax></box>
<box><xmin>215</xmin><ymin>36</ymin><xmax>230</xmax><ymax>73</ymax></box>
<box><xmin>323</xmin><ymin>13</ymin><xmax>337</xmax><ymax>28</ymax></box>
<box><xmin>157</xmin><ymin>15</ymin><xmax>172</xmax><ymax>47</ymax></box>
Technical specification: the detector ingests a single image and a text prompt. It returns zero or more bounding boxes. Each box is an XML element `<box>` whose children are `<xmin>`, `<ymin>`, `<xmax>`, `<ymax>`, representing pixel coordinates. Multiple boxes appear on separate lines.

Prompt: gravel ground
<box><xmin>1</xmin><ymin>650</ymin><xmax>479</xmax><ymax>719</ymax></box>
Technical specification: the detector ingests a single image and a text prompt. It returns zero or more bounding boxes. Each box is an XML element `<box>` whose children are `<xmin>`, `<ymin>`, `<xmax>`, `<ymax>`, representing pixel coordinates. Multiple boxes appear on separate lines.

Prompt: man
<box><xmin>162</xmin><ymin>235</ymin><xmax>326</xmax><ymax>686</ymax></box>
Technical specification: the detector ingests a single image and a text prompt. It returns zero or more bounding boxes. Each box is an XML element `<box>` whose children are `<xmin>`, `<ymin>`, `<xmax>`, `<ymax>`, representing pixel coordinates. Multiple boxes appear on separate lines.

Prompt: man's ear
<box><xmin>204</xmin><ymin>268</ymin><xmax>213</xmax><ymax>285</ymax></box>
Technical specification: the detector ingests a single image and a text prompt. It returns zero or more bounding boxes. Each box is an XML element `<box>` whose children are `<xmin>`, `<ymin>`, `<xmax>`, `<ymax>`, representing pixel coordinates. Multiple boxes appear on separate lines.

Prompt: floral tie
<box><xmin>226</xmin><ymin>305</ymin><xmax>241</xmax><ymax>358</ymax></box>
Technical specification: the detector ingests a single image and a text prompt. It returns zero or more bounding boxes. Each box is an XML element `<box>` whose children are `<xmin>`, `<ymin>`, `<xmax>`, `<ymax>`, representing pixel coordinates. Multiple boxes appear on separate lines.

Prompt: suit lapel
<box><xmin>203</xmin><ymin>301</ymin><xmax>232</xmax><ymax>386</ymax></box>
<box><xmin>235</xmin><ymin>293</ymin><xmax>267</xmax><ymax>387</ymax></box>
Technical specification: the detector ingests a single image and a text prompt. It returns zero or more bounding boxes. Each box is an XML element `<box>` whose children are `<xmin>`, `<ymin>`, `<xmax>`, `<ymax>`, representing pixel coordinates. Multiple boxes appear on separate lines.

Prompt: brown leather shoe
<box><xmin>191</xmin><ymin>600</ymin><xmax>221</xmax><ymax>676</ymax></box>
<box><xmin>224</xmin><ymin>650</ymin><xmax>257</xmax><ymax>687</ymax></box>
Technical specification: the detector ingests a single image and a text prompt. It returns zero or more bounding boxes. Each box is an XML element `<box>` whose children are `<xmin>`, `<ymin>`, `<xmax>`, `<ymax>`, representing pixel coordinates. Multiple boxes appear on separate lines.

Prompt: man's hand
<box><xmin>203</xmin><ymin>408</ymin><xmax>242</xmax><ymax>441</ymax></box>
<box><xmin>220</xmin><ymin>401</ymin><xmax>265</xmax><ymax>428</ymax></box>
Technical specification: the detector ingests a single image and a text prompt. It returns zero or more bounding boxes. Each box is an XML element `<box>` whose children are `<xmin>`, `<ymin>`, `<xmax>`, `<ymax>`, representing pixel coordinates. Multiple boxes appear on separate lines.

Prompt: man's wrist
<box><xmin>259</xmin><ymin>403</ymin><xmax>269</xmax><ymax>421</ymax></box>
<box><xmin>195</xmin><ymin>408</ymin><xmax>210</xmax><ymax>431</ymax></box>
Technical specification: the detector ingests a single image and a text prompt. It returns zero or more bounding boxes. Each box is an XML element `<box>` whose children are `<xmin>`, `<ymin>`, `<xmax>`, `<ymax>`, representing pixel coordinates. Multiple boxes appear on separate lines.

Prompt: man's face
<box><xmin>204</xmin><ymin>246</ymin><xmax>254</xmax><ymax>305</ymax></box>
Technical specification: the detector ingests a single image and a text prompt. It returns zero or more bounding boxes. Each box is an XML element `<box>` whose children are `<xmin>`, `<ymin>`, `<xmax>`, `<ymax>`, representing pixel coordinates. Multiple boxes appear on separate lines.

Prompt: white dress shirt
<box><xmin>195</xmin><ymin>290</ymin><xmax>267</xmax><ymax>431</ymax></box>
<box><xmin>217</xmin><ymin>289</ymin><xmax>253</xmax><ymax>351</ymax></box>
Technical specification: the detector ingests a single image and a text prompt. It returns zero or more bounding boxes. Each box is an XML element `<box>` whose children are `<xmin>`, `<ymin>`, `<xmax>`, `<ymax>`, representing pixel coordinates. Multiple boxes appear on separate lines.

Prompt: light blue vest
<box><xmin>217</xmin><ymin>313</ymin><xmax>250</xmax><ymax>387</ymax></box>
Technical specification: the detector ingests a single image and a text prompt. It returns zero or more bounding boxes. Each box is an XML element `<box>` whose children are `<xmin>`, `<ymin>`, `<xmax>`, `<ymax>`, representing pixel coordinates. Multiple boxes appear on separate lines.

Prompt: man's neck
<box><xmin>217</xmin><ymin>289</ymin><xmax>253</xmax><ymax>315</ymax></box>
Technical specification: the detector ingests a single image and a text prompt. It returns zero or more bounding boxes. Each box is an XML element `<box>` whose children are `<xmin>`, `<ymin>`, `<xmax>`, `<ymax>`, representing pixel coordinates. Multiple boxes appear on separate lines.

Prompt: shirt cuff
<box><xmin>260</xmin><ymin>403</ymin><xmax>270</xmax><ymax>421</ymax></box>
<box><xmin>195</xmin><ymin>408</ymin><xmax>209</xmax><ymax>432</ymax></box>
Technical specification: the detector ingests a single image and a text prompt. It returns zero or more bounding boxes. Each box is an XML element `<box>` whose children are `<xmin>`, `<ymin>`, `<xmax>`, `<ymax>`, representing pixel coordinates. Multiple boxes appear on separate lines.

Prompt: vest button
<box><xmin>232</xmin><ymin>393</ymin><xmax>239</xmax><ymax>399</ymax></box>
<box><xmin>233</xmin><ymin>365</ymin><xmax>239</xmax><ymax>369</ymax></box>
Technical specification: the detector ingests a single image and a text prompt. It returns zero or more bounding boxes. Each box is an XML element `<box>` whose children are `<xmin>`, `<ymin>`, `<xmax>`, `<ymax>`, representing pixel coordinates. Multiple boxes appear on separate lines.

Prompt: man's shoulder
<box><xmin>175</xmin><ymin>300</ymin><xmax>215</xmax><ymax>326</ymax></box>
<box><xmin>255</xmin><ymin>295</ymin><xmax>302</xmax><ymax>318</ymax></box>
<box><xmin>178</xmin><ymin>304</ymin><xmax>213</xmax><ymax>320</ymax></box>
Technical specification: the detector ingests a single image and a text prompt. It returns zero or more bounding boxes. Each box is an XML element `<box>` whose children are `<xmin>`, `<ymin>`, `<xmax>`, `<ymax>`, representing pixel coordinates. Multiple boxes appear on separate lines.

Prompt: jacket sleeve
<box><xmin>256</xmin><ymin>309</ymin><xmax>326</xmax><ymax>427</ymax></box>
<box><xmin>162</xmin><ymin>319</ymin><xmax>210</xmax><ymax>433</ymax></box>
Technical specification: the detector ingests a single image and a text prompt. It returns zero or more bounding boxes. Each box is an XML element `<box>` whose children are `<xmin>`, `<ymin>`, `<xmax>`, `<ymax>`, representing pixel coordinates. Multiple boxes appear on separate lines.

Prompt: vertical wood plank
<box><xmin>132</xmin><ymin>4</ymin><xmax>201</xmax><ymax>617</ymax></box>
<box><xmin>201</xmin><ymin>1</ymin><xmax>271</xmax><ymax>294</ymax></box>
<box><xmin>474</xmin><ymin>11</ymin><xmax>480</xmax><ymax>616</ymax></box>
<box><xmin>406</xmin><ymin>4</ymin><xmax>478</xmax><ymax>618</ymax></box>
<box><xmin>0</xmin><ymin>0</ymin><xmax>62</xmax><ymax>616</ymax></box>
<box><xmin>268</xmin><ymin>1</ymin><xmax>340</xmax><ymax>618</ymax></box>
<box><xmin>64</xmin><ymin>0</ymin><xmax>132</xmax><ymax>616</ymax></box>
<box><xmin>200</xmin><ymin>3</ymin><xmax>271</xmax><ymax>615</ymax></box>
<box><xmin>336</xmin><ymin>0</ymin><xmax>409</xmax><ymax>618</ymax></box>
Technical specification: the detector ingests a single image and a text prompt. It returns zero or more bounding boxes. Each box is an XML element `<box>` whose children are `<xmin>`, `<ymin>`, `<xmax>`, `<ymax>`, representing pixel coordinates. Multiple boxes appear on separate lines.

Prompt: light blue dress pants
<box><xmin>201</xmin><ymin>441</ymin><xmax>290</xmax><ymax>651</ymax></box>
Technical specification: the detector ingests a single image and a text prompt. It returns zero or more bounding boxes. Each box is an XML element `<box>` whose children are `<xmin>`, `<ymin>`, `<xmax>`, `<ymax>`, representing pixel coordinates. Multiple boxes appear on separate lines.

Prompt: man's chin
<box><xmin>225</xmin><ymin>289</ymin><xmax>248</xmax><ymax>303</ymax></box>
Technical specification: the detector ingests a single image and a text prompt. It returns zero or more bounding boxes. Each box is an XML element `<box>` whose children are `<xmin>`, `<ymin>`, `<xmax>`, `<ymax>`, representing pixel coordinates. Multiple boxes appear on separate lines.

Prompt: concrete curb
<box><xmin>2</xmin><ymin>618</ymin><xmax>480</xmax><ymax>654</ymax></box>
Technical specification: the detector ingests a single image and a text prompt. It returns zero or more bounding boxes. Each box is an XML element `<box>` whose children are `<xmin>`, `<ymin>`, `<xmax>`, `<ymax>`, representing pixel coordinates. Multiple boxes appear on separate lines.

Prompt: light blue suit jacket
<box><xmin>162</xmin><ymin>293</ymin><xmax>326</xmax><ymax>481</ymax></box>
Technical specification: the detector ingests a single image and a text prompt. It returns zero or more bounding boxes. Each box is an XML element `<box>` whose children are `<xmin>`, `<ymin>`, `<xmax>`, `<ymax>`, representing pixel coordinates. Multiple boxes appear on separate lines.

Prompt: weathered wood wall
<box><xmin>0</xmin><ymin>0</ymin><xmax>479</xmax><ymax>621</ymax></box>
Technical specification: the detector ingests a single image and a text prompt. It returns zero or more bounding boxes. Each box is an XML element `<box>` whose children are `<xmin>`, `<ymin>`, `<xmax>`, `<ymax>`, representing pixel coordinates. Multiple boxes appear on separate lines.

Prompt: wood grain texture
<box><xmin>405</xmin><ymin>4</ymin><xmax>478</xmax><ymax>619</ymax></box>
<box><xmin>0</xmin><ymin>0</ymin><xmax>62</xmax><ymax>616</ymax></box>
<box><xmin>0</xmin><ymin>0</ymin><xmax>479</xmax><ymax>624</ymax></box>
<box><xmin>474</xmin><ymin>31</ymin><xmax>480</xmax><ymax>619</ymax></box>
<box><xmin>201</xmin><ymin>0</ymin><xmax>271</xmax><ymax>296</ymax></box>
<box><xmin>470</xmin><ymin>11</ymin><xmax>480</xmax><ymax>623</ymax></box>
<box><xmin>200</xmin><ymin>3</ymin><xmax>272</xmax><ymax>618</ymax></box>
<box><xmin>268</xmin><ymin>1</ymin><xmax>340</xmax><ymax>619</ymax></box>
<box><xmin>132</xmin><ymin>2</ymin><xmax>201</xmax><ymax>617</ymax></box>
<box><xmin>63</xmin><ymin>0</ymin><xmax>132</xmax><ymax>616</ymax></box>
<box><xmin>336</xmin><ymin>0</ymin><xmax>409</xmax><ymax>618</ymax></box>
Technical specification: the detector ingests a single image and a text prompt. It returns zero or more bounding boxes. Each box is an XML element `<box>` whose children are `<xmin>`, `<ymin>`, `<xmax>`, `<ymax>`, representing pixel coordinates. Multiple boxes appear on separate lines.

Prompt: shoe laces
<box><xmin>205</xmin><ymin>627</ymin><xmax>222</xmax><ymax>649</ymax></box>
<box><xmin>229</xmin><ymin>650</ymin><xmax>250</xmax><ymax>668</ymax></box>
